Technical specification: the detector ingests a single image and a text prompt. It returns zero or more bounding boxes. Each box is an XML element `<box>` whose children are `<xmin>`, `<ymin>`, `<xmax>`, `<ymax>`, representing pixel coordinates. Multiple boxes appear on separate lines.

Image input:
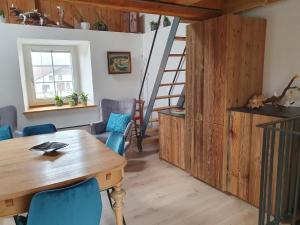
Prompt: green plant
<box><xmin>163</xmin><ymin>16</ymin><xmax>171</xmax><ymax>27</ymax></box>
<box><xmin>54</xmin><ymin>96</ymin><xmax>64</xmax><ymax>107</ymax></box>
<box><xmin>150</xmin><ymin>21</ymin><xmax>159</xmax><ymax>31</ymax></box>
<box><xmin>79</xmin><ymin>92</ymin><xmax>88</xmax><ymax>106</ymax></box>
<box><xmin>70</xmin><ymin>92</ymin><xmax>79</xmax><ymax>105</ymax></box>
<box><xmin>68</xmin><ymin>98</ymin><xmax>76</xmax><ymax>106</ymax></box>
<box><xmin>93</xmin><ymin>10</ymin><xmax>108</xmax><ymax>31</ymax></box>
<box><xmin>0</xmin><ymin>10</ymin><xmax>5</xmax><ymax>18</ymax></box>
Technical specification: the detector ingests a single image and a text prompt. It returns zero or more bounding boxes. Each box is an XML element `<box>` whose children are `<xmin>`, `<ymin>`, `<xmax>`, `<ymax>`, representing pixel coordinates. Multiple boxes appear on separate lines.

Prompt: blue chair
<box><xmin>23</xmin><ymin>124</ymin><xmax>57</xmax><ymax>137</ymax></box>
<box><xmin>14</xmin><ymin>178</ymin><xmax>102</xmax><ymax>225</ymax></box>
<box><xmin>106</xmin><ymin>132</ymin><xmax>125</xmax><ymax>156</ymax></box>
<box><xmin>105</xmin><ymin>132</ymin><xmax>126</xmax><ymax>225</ymax></box>
<box><xmin>0</xmin><ymin>125</ymin><xmax>13</xmax><ymax>141</ymax></box>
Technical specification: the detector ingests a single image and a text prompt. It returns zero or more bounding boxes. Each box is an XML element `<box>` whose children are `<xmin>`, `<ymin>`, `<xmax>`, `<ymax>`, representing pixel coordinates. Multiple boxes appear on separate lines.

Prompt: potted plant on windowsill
<box><xmin>54</xmin><ymin>96</ymin><xmax>64</xmax><ymax>107</ymax></box>
<box><xmin>0</xmin><ymin>10</ymin><xmax>5</xmax><ymax>23</ymax></box>
<box><xmin>66</xmin><ymin>92</ymin><xmax>79</xmax><ymax>106</ymax></box>
<box><xmin>79</xmin><ymin>92</ymin><xmax>88</xmax><ymax>106</ymax></box>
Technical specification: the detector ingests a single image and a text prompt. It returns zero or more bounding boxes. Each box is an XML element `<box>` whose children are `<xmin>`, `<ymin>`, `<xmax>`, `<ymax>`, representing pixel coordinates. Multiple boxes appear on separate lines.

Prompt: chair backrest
<box><xmin>27</xmin><ymin>178</ymin><xmax>102</xmax><ymax>225</ymax></box>
<box><xmin>101</xmin><ymin>99</ymin><xmax>136</xmax><ymax>124</ymax></box>
<box><xmin>23</xmin><ymin>124</ymin><xmax>57</xmax><ymax>137</ymax></box>
<box><xmin>106</xmin><ymin>132</ymin><xmax>125</xmax><ymax>155</ymax></box>
<box><xmin>0</xmin><ymin>126</ymin><xmax>13</xmax><ymax>141</ymax></box>
<box><xmin>0</xmin><ymin>105</ymin><xmax>17</xmax><ymax>132</ymax></box>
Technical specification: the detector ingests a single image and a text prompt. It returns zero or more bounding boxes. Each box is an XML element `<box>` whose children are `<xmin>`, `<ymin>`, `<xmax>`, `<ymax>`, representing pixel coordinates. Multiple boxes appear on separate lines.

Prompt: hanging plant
<box><xmin>163</xmin><ymin>16</ymin><xmax>171</xmax><ymax>27</ymax></box>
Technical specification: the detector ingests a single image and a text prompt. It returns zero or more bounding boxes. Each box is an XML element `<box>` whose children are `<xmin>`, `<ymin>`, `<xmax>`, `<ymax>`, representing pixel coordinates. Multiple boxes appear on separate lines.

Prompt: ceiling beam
<box><xmin>61</xmin><ymin>0</ymin><xmax>220</xmax><ymax>20</ymax></box>
<box><xmin>159</xmin><ymin>0</ymin><xmax>206</xmax><ymax>7</ymax></box>
<box><xmin>222</xmin><ymin>0</ymin><xmax>281</xmax><ymax>13</ymax></box>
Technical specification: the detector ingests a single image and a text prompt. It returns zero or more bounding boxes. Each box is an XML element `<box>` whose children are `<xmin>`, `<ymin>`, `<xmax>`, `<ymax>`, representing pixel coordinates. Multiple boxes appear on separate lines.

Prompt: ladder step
<box><xmin>164</xmin><ymin>69</ymin><xmax>186</xmax><ymax>73</ymax></box>
<box><xmin>175</xmin><ymin>36</ymin><xmax>186</xmax><ymax>41</ymax></box>
<box><xmin>155</xmin><ymin>94</ymin><xmax>183</xmax><ymax>100</ymax></box>
<box><xmin>149</xmin><ymin>118</ymin><xmax>159</xmax><ymax>123</ymax></box>
<box><xmin>159</xmin><ymin>82</ymin><xmax>186</xmax><ymax>87</ymax></box>
<box><xmin>153</xmin><ymin>105</ymin><xmax>178</xmax><ymax>112</ymax></box>
<box><xmin>169</xmin><ymin>54</ymin><xmax>186</xmax><ymax>57</ymax></box>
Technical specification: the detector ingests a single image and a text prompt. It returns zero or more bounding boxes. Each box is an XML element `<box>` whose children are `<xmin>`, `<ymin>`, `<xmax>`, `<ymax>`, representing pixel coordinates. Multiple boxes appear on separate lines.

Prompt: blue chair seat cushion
<box><xmin>106</xmin><ymin>113</ymin><xmax>131</xmax><ymax>134</ymax></box>
<box><xmin>95</xmin><ymin>132</ymin><xmax>111</xmax><ymax>143</ymax></box>
<box><xmin>0</xmin><ymin>126</ymin><xmax>13</xmax><ymax>141</ymax></box>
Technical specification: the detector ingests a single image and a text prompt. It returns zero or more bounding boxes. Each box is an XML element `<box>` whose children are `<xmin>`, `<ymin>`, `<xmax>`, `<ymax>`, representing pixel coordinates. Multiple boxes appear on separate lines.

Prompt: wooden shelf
<box><xmin>23</xmin><ymin>104</ymin><xmax>97</xmax><ymax>114</ymax></box>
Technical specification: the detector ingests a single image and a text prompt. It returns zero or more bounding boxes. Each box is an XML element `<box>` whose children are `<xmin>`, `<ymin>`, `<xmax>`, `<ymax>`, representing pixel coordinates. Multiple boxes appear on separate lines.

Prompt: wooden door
<box><xmin>159</xmin><ymin>113</ymin><xmax>186</xmax><ymax>170</ymax></box>
<box><xmin>227</xmin><ymin>111</ymin><xmax>279</xmax><ymax>207</ymax></box>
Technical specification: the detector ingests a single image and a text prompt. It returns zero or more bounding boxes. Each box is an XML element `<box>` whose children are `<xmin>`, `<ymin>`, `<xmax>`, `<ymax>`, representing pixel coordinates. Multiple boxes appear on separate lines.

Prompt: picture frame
<box><xmin>107</xmin><ymin>52</ymin><xmax>132</xmax><ymax>74</ymax></box>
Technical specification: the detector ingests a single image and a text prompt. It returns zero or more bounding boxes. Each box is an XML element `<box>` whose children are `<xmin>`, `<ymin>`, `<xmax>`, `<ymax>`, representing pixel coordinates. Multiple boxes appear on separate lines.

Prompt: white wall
<box><xmin>0</xmin><ymin>23</ymin><xmax>143</xmax><ymax>129</ymax></box>
<box><xmin>243</xmin><ymin>0</ymin><xmax>300</xmax><ymax>97</ymax></box>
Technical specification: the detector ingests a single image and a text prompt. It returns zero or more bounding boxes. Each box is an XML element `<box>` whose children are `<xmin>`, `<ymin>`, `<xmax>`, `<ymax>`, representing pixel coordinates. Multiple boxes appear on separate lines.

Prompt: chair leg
<box><xmin>107</xmin><ymin>189</ymin><xmax>127</xmax><ymax>225</ymax></box>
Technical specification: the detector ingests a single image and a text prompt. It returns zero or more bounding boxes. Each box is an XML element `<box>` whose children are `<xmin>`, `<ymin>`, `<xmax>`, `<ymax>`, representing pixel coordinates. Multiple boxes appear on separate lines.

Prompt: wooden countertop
<box><xmin>230</xmin><ymin>104</ymin><xmax>300</xmax><ymax>118</ymax></box>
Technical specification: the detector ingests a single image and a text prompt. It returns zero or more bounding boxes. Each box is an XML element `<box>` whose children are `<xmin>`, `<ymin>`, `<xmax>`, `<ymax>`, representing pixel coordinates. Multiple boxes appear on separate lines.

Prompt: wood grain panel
<box><xmin>186</xmin><ymin>15</ymin><xmax>266</xmax><ymax>192</ymax></box>
<box><xmin>1</xmin><ymin>0</ymin><xmax>137</xmax><ymax>32</ymax></box>
<box><xmin>228</xmin><ymin>111</ymin><xmax>279</xmax><ymax>207</ymax></box>
<box><xmin>159</xmin><ymin>113</ymin><xmax>186</xmax><ymax>170</ymax></box>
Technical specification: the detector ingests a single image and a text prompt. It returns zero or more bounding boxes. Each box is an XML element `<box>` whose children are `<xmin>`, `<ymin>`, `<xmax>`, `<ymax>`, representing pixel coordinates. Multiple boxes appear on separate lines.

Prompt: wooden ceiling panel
<box><xmin>62</xmin><ymin>0</ymin><xmax>220</xmax><ymax>20</ymax></box>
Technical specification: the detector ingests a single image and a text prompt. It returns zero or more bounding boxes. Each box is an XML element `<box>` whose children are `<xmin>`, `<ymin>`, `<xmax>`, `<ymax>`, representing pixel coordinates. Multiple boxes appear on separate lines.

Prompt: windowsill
<box><xmin>23</xmin><ymin>104</ymin><xmax>97</xmax><ymax>114</ymax></box>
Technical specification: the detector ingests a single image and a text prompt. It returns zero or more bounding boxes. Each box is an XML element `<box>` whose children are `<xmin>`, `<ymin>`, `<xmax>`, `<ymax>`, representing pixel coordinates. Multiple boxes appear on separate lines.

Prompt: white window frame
<box><xmin>23</xmin><ymin>45</ymin><xmax>80</xmax><ymax>107</ymax></box>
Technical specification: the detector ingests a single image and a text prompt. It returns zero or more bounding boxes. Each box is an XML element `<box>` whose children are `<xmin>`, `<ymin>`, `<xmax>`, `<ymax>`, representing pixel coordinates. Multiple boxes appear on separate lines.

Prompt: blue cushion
<box><xmin>106</xmin><ymin>133</ymin><xmax>125</xmax><ymax>155</ymax></box>
<box><xmin>106</xmin><ymin>113</ymin><xmax>131</xmax><ymax>134</ymax></box>
<box><xmin>0</xmin><ymin>126</ymin><xmax>13</xmax><ymax>141</ymax></box>
<box><xmin>23</xmin><ymin>124</ymin><xmax>57</xmax><ymax>137</ymax></box>
<box><xmin>21</xmin><ymin>178</ymin><xmax>102</xmax><ymax>225</ymax></box>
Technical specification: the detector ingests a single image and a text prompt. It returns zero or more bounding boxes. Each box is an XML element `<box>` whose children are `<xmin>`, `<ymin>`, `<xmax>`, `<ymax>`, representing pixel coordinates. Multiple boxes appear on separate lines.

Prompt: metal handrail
<box><xmin>138</xmin><ymin>15</ymin><xmax>162</xmax><ymax>103</ymax></box>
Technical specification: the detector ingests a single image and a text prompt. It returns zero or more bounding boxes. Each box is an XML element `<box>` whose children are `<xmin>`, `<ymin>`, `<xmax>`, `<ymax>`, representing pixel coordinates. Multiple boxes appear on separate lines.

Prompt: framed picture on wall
<box><xmin>107</xmin><ymin>52</ymin><xmax>132</xmax><ymax>74</ymax></box>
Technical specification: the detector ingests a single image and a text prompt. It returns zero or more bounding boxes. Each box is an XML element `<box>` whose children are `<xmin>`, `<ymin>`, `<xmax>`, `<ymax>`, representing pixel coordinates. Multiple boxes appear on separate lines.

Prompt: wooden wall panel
<box><xmin>0</xmin><ymin>0</ymin><xmax>137</xmax><ymax>32</ymax></box>
<box><xmin>186</xmin><ymin>22</ymin><xmax>204</xmax><ymax>174</ymax></box>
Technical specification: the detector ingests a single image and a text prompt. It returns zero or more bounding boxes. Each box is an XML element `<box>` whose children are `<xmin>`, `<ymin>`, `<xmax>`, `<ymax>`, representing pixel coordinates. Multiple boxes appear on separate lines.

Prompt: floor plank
<box><xmin>0</xmin><ymin>143</ymin><xmax>258</xmax><ymax>225</ymax></box>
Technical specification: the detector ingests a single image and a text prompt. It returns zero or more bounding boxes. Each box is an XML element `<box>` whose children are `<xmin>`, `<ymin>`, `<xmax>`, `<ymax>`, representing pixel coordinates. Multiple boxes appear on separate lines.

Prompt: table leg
<box><xmin>111</xmin><ymin>182</ymin><xmax>126</xmax><ymax>225</ymax></box>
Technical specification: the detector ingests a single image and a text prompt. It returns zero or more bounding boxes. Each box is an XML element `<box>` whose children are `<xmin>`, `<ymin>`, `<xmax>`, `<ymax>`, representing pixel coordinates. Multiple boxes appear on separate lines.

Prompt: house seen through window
<box><xmin>31</xmin><ymin>51</ymin><xmax>74</xmax><ymax>99</ymax></box>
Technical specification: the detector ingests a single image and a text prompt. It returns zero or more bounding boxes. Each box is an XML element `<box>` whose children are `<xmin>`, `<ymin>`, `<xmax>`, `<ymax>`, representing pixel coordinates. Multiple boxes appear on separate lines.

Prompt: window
<box><xmin>23</xmin><ymin>45</ymin><xmax>79</xmax><ymax>106</ymax></box>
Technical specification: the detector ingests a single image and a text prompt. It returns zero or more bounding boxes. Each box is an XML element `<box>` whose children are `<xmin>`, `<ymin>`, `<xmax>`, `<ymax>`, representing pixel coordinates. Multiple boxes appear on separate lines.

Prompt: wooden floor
<box><xmin>0</xmin><ymin>142</ymin><xmax>258</xmax><ymax>225</ymax></box>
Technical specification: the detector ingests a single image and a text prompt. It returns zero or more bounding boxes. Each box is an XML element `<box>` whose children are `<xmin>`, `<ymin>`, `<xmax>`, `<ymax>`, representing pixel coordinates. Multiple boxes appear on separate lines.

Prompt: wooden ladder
<box><xmin>141</xmin><ymin>17</ymin><xmax>186</xmax><ymax>138</ymax></box>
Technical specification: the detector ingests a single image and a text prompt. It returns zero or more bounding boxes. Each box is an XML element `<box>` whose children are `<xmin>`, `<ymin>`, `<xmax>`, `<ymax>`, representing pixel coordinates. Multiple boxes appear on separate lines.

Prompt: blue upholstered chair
<box><xmin>23</xmin><ymin>124</ymin><xmax>57</xmax><ymax>137</ymax></box>
<box><xmin>90</xmin><ymin>99</ymin><xmax>136</xmax><ymax>146</ymax></box>
<box><xmin>14</xmin><ymin>178</ymin><xmax>102</xmax><ymax>225</ymax></box>
<box><xmin>105</xmin><ymin>132</ymin><xmax>126</xmax><ymax>225</ymax></box>
<box><xmin>0</xmin><ymin>125</ymin><xmax>13</xmax><ymax>141</ymax></box>
<box><xmin>106</xmin><ymin>132</ymin><xmax>125</xmax><ymax>156</ymax></box>
<box><xmin>0</xmin><ymin>105</ymin><xmax>21</xmax><ymax>137</ymax></box>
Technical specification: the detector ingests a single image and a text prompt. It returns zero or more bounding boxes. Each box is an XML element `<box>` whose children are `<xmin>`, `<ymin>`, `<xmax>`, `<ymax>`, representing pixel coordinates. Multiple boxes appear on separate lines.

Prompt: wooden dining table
<box><xmin>0</xmin><ymin>130</ymin><xmax>127</xmax><ymax>225</ymax></box>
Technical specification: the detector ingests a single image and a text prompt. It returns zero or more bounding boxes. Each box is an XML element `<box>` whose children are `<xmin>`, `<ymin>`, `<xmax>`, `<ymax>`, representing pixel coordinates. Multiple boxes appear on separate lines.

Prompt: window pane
<box><xmin>31</xmin><ymin>52</ymin><xmax>52</xmax><ymax>66</ymax></box>
<box><xmin>34</xmin><ymin>83</ymin><xmax>55</xmax><ymax>99</ymax></box>
<box><xmin>53</xmin><ymin>66</ymin><xmax>73</xmax><ymax>82</ymax></box>
<box><xmin>55</xmin><ymin>82</ymin><xmax>73</xmax><ymax>97</ymax></box>
<box><xmin>32</xmin><ymin>66</ymin><xmax>54</xmax><ymax>82</ymax></box>
<box><xmin>52</xmin><ymin>52</ymin><xmax>72</xmax><ymax>65</ymax></box>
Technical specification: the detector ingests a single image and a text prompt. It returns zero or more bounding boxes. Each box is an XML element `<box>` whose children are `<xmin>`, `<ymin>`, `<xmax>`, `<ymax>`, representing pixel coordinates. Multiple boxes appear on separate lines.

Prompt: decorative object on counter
<box><xmin>79</xmin><ymin>92</ymin><xmax>88</xmax><ymax>106</ymax></box>
<box><xmin>0</xmin><ymin>10</ymin><xmax>5</xmax><ymax>23</ymax></box>
<box><xmin>247</xmin><ymin>75</ymin><xmax>299</xmax><ymax>109</ymax></box>
<box><xmin>9</xmin><ymin>5</ymin><xmax>50</xmax><ymax>26</ymax></box>
<box><xmin>107</xmin><ymin>52</ymin><xmax>132</xmax><ymax>74</ymax></box>
<box><xmin>150</xmin><ymin>21</ymin><xmax>159</xmax><ymax>31</ymax></box>
<box><xmin>54</xmin><ymin>96</ymin><xmax>64</xmax><ymax>107</ymax></box>
<box><xmin>163</xmin><ymin>16</ymin><xmax>171</xmax><ymax>27</ymax></box>
<box><xmin>93</xmin><ymin>10</ymin><xmax>108</xmax><ymax>31</ymax></box>
<box><xmin>80</xmin><ymin>21</ymin><xmax>90</xmax><ymax>30</ymax></box>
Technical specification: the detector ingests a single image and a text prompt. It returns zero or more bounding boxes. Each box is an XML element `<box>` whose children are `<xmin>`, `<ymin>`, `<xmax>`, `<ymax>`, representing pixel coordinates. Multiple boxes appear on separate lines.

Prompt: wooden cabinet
<box><xmin>227</xmin><ymin>111</ymin><xmax>279</xmax><ymax>207</ymax></box>
<box><xmin>159</xmin><ymin>112</ymin><xmax>186</xmax><ymax>170</ymax></box>
<box><xmin>186</xmin><ymin>15</ymin><xmax>266</xmax><ymax>190</ymax></box>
